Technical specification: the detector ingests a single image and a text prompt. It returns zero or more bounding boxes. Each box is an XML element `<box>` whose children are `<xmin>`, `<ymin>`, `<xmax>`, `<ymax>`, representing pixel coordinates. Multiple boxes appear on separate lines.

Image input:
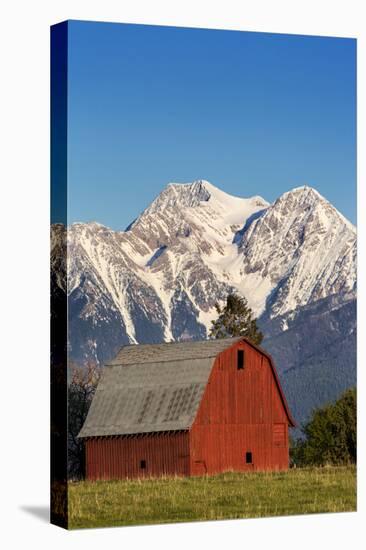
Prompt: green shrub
<box><xmin>291</xmin><ymin>388</ymin><xmax>356</xmax><ymax>466</ymax></box>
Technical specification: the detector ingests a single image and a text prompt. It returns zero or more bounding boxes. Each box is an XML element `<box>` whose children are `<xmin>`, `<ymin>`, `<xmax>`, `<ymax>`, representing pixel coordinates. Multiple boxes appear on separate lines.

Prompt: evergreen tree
<box><xmin>291</xmin><ymin>388</ymin><xmax>356</xmax><ymax>466</ymax></box>
<box><xmin>210</xmin><ymin>293</ymin><xmax>263</xmax><ymax>345</ymax></box>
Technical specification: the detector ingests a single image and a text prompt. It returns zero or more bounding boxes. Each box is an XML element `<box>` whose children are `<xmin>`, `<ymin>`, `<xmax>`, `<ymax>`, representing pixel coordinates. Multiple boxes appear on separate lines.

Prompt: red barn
<box><xmin>78</xmin><ymin>337</ymin><xmax>295</xmax><ymax>480</ymax></box>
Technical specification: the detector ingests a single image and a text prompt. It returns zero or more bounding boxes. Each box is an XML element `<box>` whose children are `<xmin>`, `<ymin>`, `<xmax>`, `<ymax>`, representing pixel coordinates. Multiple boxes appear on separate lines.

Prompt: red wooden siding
<box><xmin>273</xmin><ymin>423</ymin><xmax>286</xmax><ymax>446</ymax></box>
<box><xmin>190</xmin><ymin>341</ymin><xmax>290</xmax><ymax>474</ymax></box>
<box><xmin>85</xmin><ymin>431</ymin><xmax>190</xmax><ymax>480</ymax></box>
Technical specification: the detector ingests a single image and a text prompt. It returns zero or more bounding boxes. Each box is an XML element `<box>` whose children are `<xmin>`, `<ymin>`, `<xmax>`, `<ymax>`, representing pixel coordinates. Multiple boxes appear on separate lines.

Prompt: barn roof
<box><xmin>104</xmin><ymin>336</ymin><xmax>244</xmax><ymax>366</ymax></box>
<box><xmin>78</xmin><ymin>337</ymin><xmax>242</xmax><ymax>438</ymax></box>
<box><xmin>78</xmin><ymin>336</ymin><xmax>295</xmax><ymax>438</ymax></box>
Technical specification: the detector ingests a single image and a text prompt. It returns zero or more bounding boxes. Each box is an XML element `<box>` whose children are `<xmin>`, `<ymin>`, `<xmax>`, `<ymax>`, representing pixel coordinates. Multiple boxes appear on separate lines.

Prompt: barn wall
<box><xmin>190</xmin><ymin>341</ymin><xmax>289</xmax><ymax>474</ymax></box>
<box><xmin>85</xmin><ymin>431</ymin><xmax>190</xmax><ymax>480</ymax></box>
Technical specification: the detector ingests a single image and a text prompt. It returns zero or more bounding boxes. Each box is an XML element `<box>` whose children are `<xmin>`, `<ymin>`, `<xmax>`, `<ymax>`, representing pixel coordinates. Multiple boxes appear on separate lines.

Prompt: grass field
<box><xmin>68</xmin><ymin>466</ymin><xmax>356</xmax><ymax>529</ymax></box>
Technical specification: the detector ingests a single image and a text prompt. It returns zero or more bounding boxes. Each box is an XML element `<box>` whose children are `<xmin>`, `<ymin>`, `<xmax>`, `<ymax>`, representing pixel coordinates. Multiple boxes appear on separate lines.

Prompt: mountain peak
<box><xmin>278</xmin><ymin>185</ymin><xmax>323</xmax><ymax>203</ymax></box>
<box><xmin>138</xmin><ymin>179</ymin><xmax>269</xmax><ymax>219</ymax></box>
<box><xmin>132</xmin><ymin>180</ymin><xmax>211</xmax><ymax>221</ymax></box>
<box><xmin>164</xmin><ymin>179</ymin><xmax>212</xmax><ymax>205</ymax></box>
<box><xmin>167</xmin><ymin>178</ymin><xmax>211</xmax><ymax>189</ymax></box>
<box><xmin>274</xmin><ymin>185</ymin><xmax>355</xmax><ymax>232</ymax></box>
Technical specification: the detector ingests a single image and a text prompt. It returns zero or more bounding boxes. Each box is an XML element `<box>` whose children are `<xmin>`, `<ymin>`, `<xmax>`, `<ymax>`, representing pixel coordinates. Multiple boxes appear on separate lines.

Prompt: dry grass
<box><xmin>68</xmin><ymin>466</ymin><xmax>356</xmax><ymax>529</ymax></box>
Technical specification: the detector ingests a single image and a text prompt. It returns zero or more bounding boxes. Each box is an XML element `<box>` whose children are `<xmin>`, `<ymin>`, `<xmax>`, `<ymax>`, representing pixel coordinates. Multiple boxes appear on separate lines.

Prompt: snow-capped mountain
<box><xmin>51</xmin><ymin>179</ymin><xmax>356</xmax><ymax>425</ymax></box>
<box><xmin>63</xmin><ymin>180</ymin><xmax>269</xmax><ymax>357</ymax></box>
<box><xmin>239</xmin><ymin>186</ymin><xmax>356</xmax><ymax>319</ymax></box>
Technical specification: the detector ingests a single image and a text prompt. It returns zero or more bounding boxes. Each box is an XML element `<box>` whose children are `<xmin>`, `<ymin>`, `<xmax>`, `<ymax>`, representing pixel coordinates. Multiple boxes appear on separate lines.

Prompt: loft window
<box><xmin>245</xmin><ymin>452</ymin><xmax>252</xmax><ymax>464</ymax></box>
<box><xmin>237</xmin><ymin>349</ymin><xmax>245</xmax><ymax>370</ymax></box>
<box><xmin>140</xmin><ymin>460</ymin><xmax>146</xmax><ymax>469</ymax></box>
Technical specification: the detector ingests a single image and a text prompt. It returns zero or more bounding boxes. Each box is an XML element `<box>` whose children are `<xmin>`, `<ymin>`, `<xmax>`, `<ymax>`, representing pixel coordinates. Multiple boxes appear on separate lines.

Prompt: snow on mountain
<box><xmin>134</xmin><ymin>180</ymin><xmax>267</xmax><ymax>228</ymax></box>
<box><xmin>238</xmin><ymin>185</ymin><xmax>356</xmax><ymax>317</ymax></box>
<box><xmin>51</xmin><ymin>179</ymin><xmax>356</xmax><ymax>365</ymax></box>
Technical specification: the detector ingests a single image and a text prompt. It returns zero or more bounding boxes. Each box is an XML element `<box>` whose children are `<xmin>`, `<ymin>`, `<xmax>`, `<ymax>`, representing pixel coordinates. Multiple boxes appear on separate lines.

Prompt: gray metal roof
<box><xmin>78</xmin><ymin>337</ymin><xmax>242</xmax><ymax>438</ymax></box>
<box><xmin>105</xmin><ymin>336</ymin><xmax>243</xmax><ymax>366</ymax></box>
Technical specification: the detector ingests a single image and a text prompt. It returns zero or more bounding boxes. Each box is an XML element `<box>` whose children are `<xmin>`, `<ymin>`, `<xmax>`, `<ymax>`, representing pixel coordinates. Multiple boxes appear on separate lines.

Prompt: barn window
<box><xmin>140</xmin><ymin>460</ymin><xmax>146</xmax><ymax>469</ymax></box>
<box><xmin>237</xmin><ymin>349</ymin><xmax>245</xmax><ymax>370</ymax></box>
<box><xmin>245</xmin><ymin>451</ymin><xmax>252</xmax><ymax>464</ymax></box>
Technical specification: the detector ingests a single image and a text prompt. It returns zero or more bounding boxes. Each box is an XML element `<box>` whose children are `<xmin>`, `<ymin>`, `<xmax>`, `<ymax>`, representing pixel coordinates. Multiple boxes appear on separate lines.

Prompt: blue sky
<box><xmin>67</xmin><ymin>21</ymin><xmax>356</xmax><ymax>229</ymax></box>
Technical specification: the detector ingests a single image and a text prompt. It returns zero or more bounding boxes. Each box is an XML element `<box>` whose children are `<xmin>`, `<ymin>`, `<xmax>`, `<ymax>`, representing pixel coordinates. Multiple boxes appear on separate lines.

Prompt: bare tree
<box><xmin>68</xmin><ymin>361</ymin><xmax>101</xmax><ymax>479</ymax></box>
